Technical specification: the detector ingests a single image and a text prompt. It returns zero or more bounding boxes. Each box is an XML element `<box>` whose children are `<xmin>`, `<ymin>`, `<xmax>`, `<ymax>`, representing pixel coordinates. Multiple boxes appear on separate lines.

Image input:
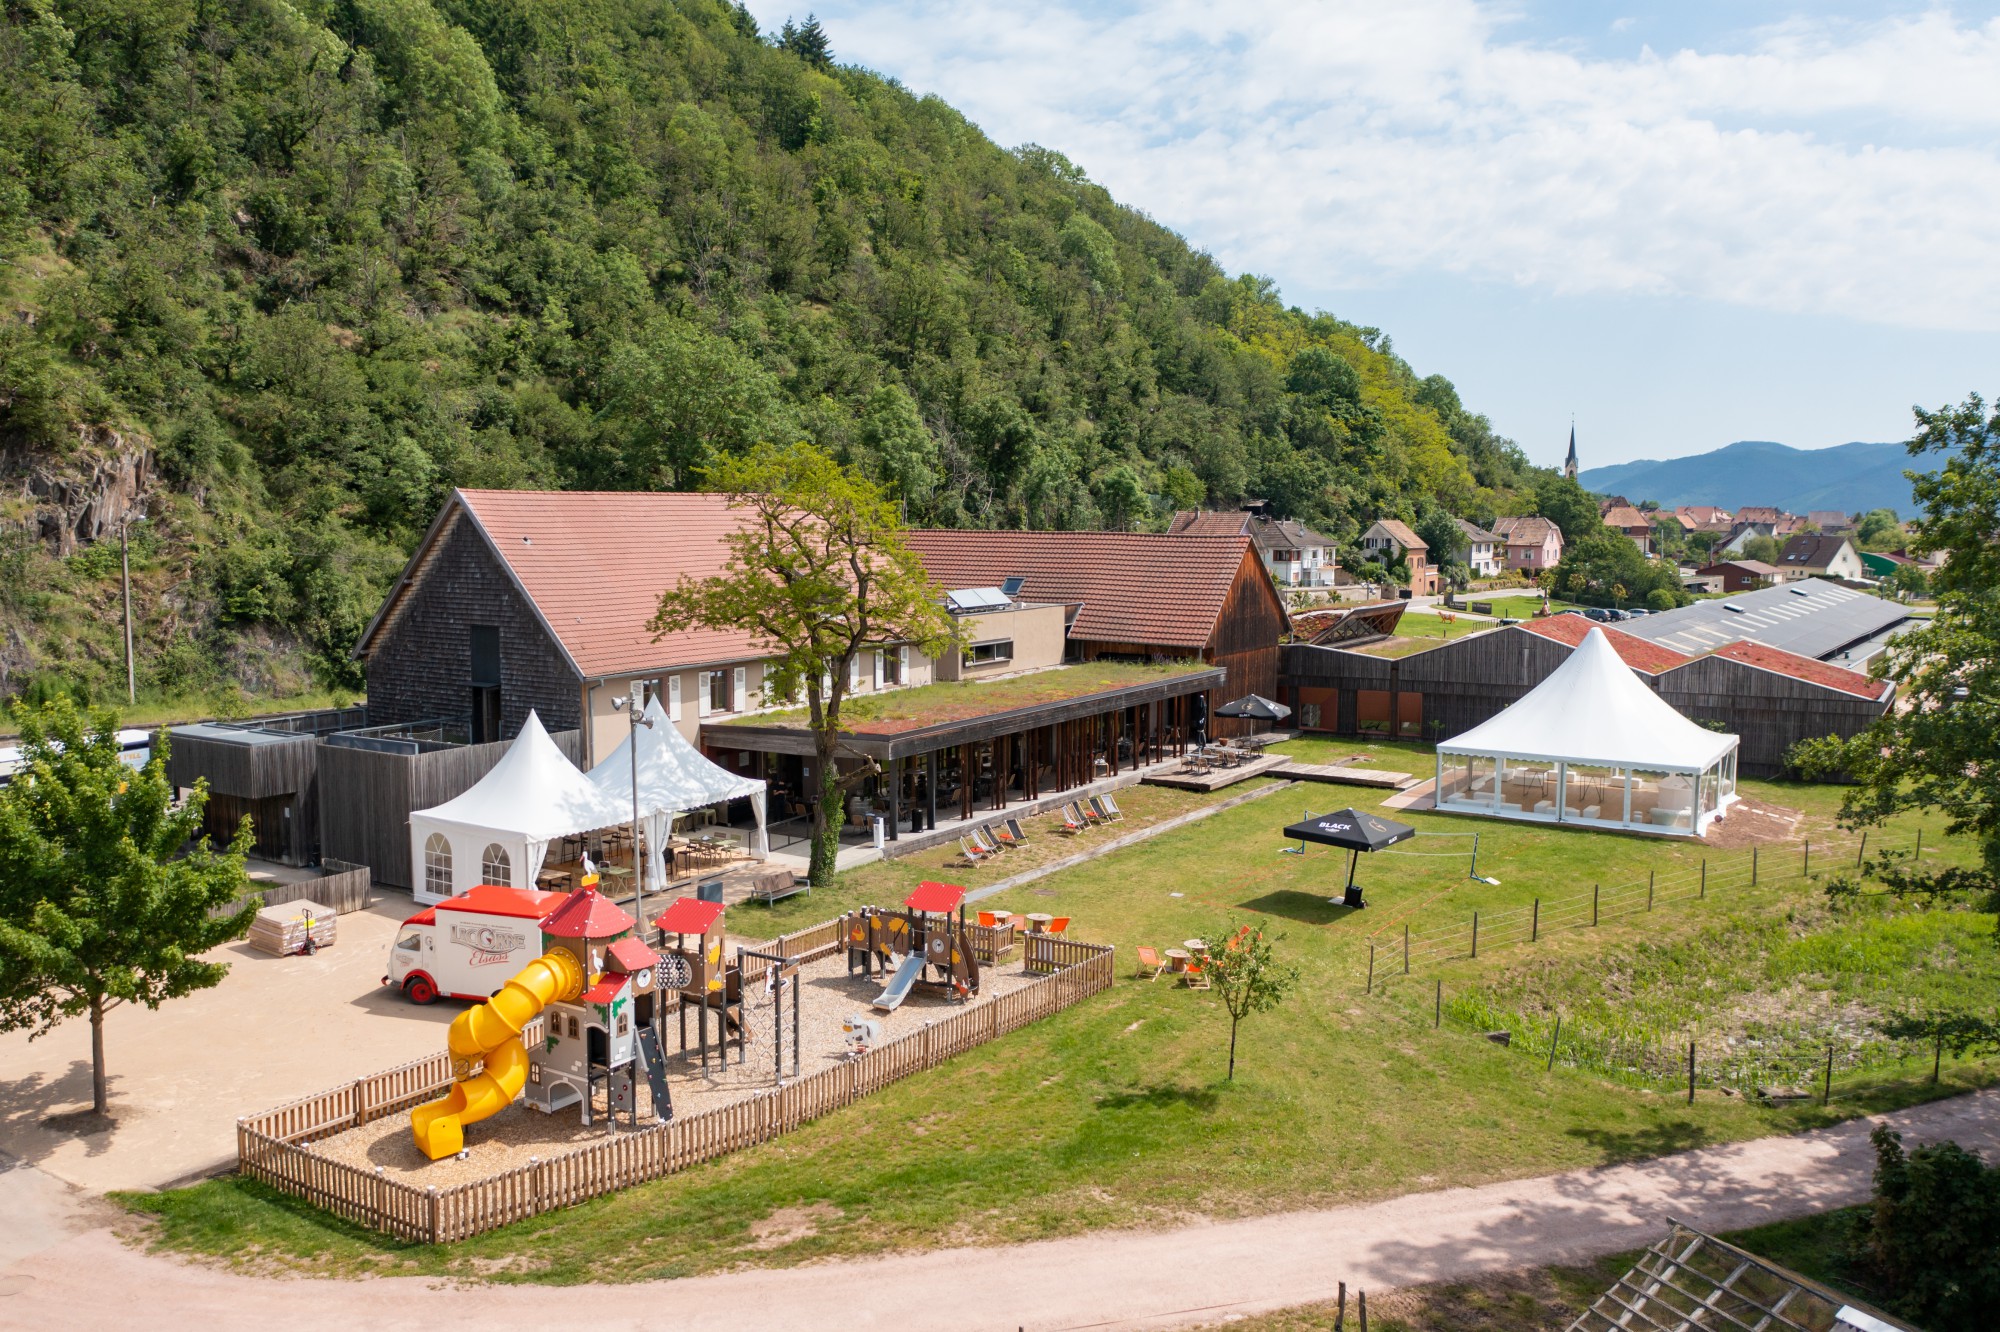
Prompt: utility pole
<box><xmin>614</xmin><ymin>683</ymin><xmax>655</xmax><ymax>933</ymax></box>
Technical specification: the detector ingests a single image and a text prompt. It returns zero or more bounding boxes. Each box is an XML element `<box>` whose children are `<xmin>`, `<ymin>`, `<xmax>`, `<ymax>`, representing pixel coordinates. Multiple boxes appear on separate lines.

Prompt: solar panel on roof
<box><xmin>946</xmin><ymin>587</ymin><xmax>1012</xmax><ymax>613</ymax></box>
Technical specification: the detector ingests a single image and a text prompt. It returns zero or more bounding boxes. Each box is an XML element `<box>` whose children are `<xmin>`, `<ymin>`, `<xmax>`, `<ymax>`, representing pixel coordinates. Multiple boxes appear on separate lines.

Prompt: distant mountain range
<box><xmin>1578</xmin><ymin>440</ymin><xmax>1918</xmax><ymax>517</ymax></box>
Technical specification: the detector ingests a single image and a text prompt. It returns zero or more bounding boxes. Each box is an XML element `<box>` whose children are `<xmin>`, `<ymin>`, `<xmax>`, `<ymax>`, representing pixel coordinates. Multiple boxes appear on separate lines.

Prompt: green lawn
<box><xmin>119</xmin><ymin>747</ymin><xmax>1995</xmax><ymax>1283</ymax></box>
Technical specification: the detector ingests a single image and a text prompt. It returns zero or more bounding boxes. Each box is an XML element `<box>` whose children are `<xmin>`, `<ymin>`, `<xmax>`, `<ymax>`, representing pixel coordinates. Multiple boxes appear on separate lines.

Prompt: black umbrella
<box><xmin>1214</xmin><ymin>693</ymin><xmax>1293</xmax><ymax>722</ymax></box>
<box><xmin>1280</xmin><ymin>808</ymin><xmax>1417</xmax><ymax>907</ymax></box>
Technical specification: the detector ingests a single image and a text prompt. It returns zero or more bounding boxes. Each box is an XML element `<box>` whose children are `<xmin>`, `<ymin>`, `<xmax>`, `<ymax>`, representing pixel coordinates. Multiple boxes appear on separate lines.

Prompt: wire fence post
<box><xmin>1403</xmin><ymin>924</ymin><xmax>1409</xmax><ymax>975</ymax></box>
<box><xmin>1823</xmin><ymin>1045</ymin><xmax>1834</xmax><ymax>1105</ymax></box>
<box><xmin>1934</xmin><ymin>1031</ymin><xmax>1943</xmax><ymax>1085</ymax></box>
<box><xmin>1592</xmin><ymin>883</ymin><xmax>1599</xmax><ymax>926</ymax></box>
<box><xmin>1532</xmin><ymin>898</ymin><xmax>1540</xmax><ymax>942</ymax></box>
<box><xmin>1335</xmin><ymin>1282</ymin><xmax>1346</xmax><ymax>1331</ymax></box>
<box><xmin>1547</xmin><ymin>1014</ymin><xmax>1562</xmax><ymax>1072</ymax></box>
<box><xmin>1700</xmin><ymin>859</ymin><xmax>1707</xmax><ymax>899</ymax></box>
<box><xmin>1752</xmin><ymin>846</ymin><xmax>1759</xmax><ymax>886</ymax></box>
<box><xmin>1647</xmin><ymin>870</ymin><xmax>1655</xmax><ymax>912</ymax></box>
<box><xmin>1434</xmin><ymin>979</ymin><xmax>1442</xmax><ymax>1029</ymax></box>
<box><xmin>1857</xmin><ymin>830</ymin><xmax>1867</xmax><ymax>867</ymax></box>
<box><xmin>1687</xmin><ymin>1040</ymin><xmax>1696</xmax><ymax>1105</ymax></box>
<box><xmin>1916</xmin><ymin>829</ymin><xmax>1923</xmax><ymax>861</ymax></box>
<box><xmin>1471</xmin><ymin>911</ymin><xmax>1479</xmax><ymax>959</ymax></box>
<box><xmin>1366</xmin><ymin>943</ymin><xmax>1375</xmax><ymax>995</ymax></box>
<box><xmin>1804</xmin><ymin>839</ymin><xmax>1811</xmax><ymax>878</ymax></box>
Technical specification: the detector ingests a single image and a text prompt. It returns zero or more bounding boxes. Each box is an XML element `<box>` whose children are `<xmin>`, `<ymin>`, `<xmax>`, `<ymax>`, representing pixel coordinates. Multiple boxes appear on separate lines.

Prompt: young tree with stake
<box><xmin>1205</xmin><ymin>921</ymin><xmax>1300</xmax><ymax>1081</ymax></box>
<box><xmin>0</xmin><ymin>700</ymin><xmax>254</xmax><ymax>1115</ymax></box>
<box><xmin>651</xmin><ymin>442</ymin><xmax>953</xmax><ymax>886</ymax></box>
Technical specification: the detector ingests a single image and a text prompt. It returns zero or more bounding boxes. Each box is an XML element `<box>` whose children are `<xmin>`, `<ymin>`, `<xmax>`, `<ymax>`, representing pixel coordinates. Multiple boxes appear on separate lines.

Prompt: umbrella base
<box><xmin>1336</xmin><ymin>885</ymin><xmax>1367</xmax><ymax>909</ymax></box>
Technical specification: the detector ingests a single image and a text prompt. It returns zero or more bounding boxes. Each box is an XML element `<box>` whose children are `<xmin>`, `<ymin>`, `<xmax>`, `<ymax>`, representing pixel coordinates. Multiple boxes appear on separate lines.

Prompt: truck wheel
<box><xmin>404</xmin><ymin>974</ymin><xmax>438</xmax><ymax>1005</ymax></box>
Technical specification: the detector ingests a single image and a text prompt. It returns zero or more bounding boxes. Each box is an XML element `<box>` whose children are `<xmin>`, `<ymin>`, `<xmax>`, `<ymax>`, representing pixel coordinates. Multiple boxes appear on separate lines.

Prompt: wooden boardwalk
<box><xmin>1141</xmin><ymin>753</ymin><xmax>1288</xmax><ymax>791</ymax></box>
<box><xmin>1268</xmin><ymin>760</ymin><xmax>1419</xmax><ymax>790</ymax></box>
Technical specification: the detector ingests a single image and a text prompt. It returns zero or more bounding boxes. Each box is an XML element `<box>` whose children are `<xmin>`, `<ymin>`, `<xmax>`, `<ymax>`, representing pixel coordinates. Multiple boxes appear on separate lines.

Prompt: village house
<box><xmin>1168</xmin><ymin>505</ymin><xmax>1337</xmax><ymax>588</ymax></box>
<box><xmin>1453</xmin><ymin>517</ymin><xmax>1503</xmax><ymax>578</ymax></box>
<box><xmin>1597</xmin><ymin>497</ymin><xmax>1655</xmax><ymax>556</ymax></box>
<box><xmin>1776</xmin><ymin>533</ymin><xmax>1865</xmax><ymax>581</ymax></box>
<box><xmin>1698</xmin><ymin>559</ymin><xmax>1788</xmax><ymax>593</ymax></box>
<box><xmin>1356</xmin><ymin>519</ymin><xmax>1438</xmax><ymax>595</ymax></box>
<box><xmin>1673</xmin><ymin>505</ymin><xmax>1734</xmax><ymax>533</ymax></box>
<box><xmin>1491</xmin><ymin>515</ymin><xmax>1565</xmax><ymax>572</ymax></box>
<box><xmin>1805</xmin><ymin>510</ymin><xmax>1853</xmax><ymax>533</ymax></box>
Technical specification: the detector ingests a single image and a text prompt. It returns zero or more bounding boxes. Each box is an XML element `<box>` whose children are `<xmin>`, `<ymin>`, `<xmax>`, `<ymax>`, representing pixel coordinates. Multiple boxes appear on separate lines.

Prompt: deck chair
<box><xmin>1004</xmin><ymin>816</ymin><xmax>1030</xmax><ymax>845</ymax></box>
<box><xmin>1098</xmin><ymin>792</ymin><xmax>1125</xmax><ymax>820</ymax></box>
<box><xmin>992</xmin><ymin>821</ymin><xmax>1023</xmax><ymax>848</ymax></box>
<box><xmin>1055</xmin><ymin>804</ymin><xmax>1088</xmax><ymax>835</ymax></box>
<box><xmin>1005</xmin><ymin>913</ymin><xmax>1031</xmax><ymax>936</ymax></box>
<box><xmin>1088</xmin><ymin>795</ymin><xmax>1118</xmax><ymax>824</ymax></box>
<box><xmin>1077</xmin><ymin>799</ymin><xmax>1106</xmax><ymax>826</ymax></box>
<box><xmin>1046</xmin><ymin>916</ymin><xmax>1070</xmax><ymax>936</ymax></box>
<box><xmin>1134</xmin><ymin>946</ymin><xmax>1167</xmax><ymax>981</ymax></box>
<box><xmin>1182</xmin><ymin>956</ymin><xmax>1212</xmax><ymax>990</ymax></box>
<box><xmin>974</xmin><ymin>825</ymin><xmax>1006</xmax><ymax>855</ymax></box>
<box><xmin>960</xmin><ymin>835</ymin><xmax>992</xmax><ymax>864</ymax></box>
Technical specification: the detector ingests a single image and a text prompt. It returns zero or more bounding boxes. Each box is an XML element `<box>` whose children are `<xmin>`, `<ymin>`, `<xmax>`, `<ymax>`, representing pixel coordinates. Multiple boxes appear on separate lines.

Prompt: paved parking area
<box><xmin>0</xmin><ymin>894</ymin><xmax>450</xmax><ymax>1192</ymax></box>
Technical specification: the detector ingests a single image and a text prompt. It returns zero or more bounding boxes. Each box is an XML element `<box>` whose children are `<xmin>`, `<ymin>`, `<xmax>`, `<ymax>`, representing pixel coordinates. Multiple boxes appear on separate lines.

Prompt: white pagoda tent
<box><xmin>585</xmin><ymin>696</ymin><xmax>769</xmax><ymax>894</ymax></box>
<box><xmin>407</xmin><ymin>711</ymin><xmax>626</xmax><ymax>903</ymax></box>
<box><xmin>1434</xmin><ymin>627</ymin><xmax>1739</xmax><ymax>837</ymax></box>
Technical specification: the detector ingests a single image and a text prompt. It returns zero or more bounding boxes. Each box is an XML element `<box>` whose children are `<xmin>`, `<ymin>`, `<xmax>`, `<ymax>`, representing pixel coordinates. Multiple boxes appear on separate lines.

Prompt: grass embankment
<box><xmin>120</xmin><ymin>743</ymin><xmax>1993</xmax><ymax>1283</ymax></box>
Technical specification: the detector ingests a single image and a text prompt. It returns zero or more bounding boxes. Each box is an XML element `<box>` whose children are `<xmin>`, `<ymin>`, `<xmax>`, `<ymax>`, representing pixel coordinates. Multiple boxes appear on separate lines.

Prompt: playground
<box><xmin>301</xmin><ymin>941</ymin><xmax>1049</xmax><ymax>1188</ymax></box>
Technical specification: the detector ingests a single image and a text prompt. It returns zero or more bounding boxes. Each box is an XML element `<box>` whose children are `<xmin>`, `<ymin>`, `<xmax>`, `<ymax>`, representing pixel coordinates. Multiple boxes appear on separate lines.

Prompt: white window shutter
<box><xmin>732</xmin><ymin>666</ymin><xmax>746</xmax><ymax>711</ymax></box>
<box><xmin>848</xmin><ymin>655</ymin><xmax>861</xmax><ymax>690</ymax></box>
<box><xmin>697</xmin><ymin>672</ymin><xmax>711</xmax><ymax>718</ymax></box>
<box><xmin>872</xmin><ymin>651</ymin><xmax>883</xmax><ymax>690</ymax></box>
<box><xmin>821</xmin><ymin>668</ymin><xmax>832</xmax><ymax>698</ymax></box>
<box><xmin>899</xmin><ymin>645</ymin><xmax>910</xmax><ymax>683</ymax></box>
<box><xmin>668</xmin><ymin>675</ymin><xmax>682</xmax><ymax>722</ymax></box>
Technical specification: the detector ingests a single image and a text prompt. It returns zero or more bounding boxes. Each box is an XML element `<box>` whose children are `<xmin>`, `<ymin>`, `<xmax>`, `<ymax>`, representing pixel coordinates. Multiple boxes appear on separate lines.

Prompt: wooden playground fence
<box><xmin>1369</xmin><ymin>829</ymin><xmax>1928</xmax><ymax>985</ymax></box>
<box><xmin>237</xmin><ymin>917</ymin><xmax>1116</xmax><ymax>1243</ymax></box>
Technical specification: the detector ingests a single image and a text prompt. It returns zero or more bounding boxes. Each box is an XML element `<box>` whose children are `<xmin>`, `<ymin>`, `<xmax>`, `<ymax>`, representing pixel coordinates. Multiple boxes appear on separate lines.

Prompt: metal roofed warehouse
<box><xmin>1617</xmin><ymin>579</ymin><xmax>1910</xmax><ymax>665</ymax></box>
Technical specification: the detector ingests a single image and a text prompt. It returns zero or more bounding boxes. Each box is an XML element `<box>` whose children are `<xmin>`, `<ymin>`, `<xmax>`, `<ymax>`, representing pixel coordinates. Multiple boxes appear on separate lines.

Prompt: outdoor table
<box><xmin>1183</xmin><ymin>938</ymin><xmax>1208</xmax><ymax>954</ymax></box>
<box><xmin>1165</xmin><ymin>948</ymin><xmax>1191</xmax><ymax>973</ymax></box>
<box><xmin>1026</xmin><ymin>912</ymin><xmax>1054</xmax><ymax>933</ymax></box>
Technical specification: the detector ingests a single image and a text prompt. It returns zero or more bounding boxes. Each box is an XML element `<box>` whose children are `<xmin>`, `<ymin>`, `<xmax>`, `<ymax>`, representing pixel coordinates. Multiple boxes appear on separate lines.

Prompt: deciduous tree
<box><xmin>650</xmin><ymin>444</ymin><xmax>953</xmax><ymax>885</ymax></box>
<box><xmin>1204</xmin><ymin>921</ymin><xmax>1300</xmax><ymax>1080</ymax></box>
<box><xmin>0</xmin><ymin>701</ymin><xmax>254</xmax><ymax>1115</ymax></box>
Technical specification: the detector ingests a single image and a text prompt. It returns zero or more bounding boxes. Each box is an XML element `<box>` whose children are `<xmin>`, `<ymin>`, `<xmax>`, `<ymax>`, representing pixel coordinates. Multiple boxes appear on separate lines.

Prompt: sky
<box><xmin>746</xmin><ymin>2</ymin><xmax>2000</xmax><ymax>468</ymax></box>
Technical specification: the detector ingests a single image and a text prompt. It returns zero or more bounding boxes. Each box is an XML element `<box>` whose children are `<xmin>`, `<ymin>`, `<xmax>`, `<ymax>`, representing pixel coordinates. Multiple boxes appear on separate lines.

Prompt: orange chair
<box><xmin>1134</xmin><ymin>946</ymin><xmax>1166</xmax><ymax>980</ymax></box>
<box><xmin>1046</xmin><ymin>916</ymin><xmax>1071</xmax><ymax>936</ymax></box>
<box><xmin>1182</xmin><ymin>956</ymin><xmax>1212</xmax><ymax>990</ymax></box>
<box><xmin>1005</xmin><ymin>913</ymin><xmax>1030</xmax><ymax>934</ymax></box>
<box><xmin>977</xmin><ymin>909</ymin><xmax>999</xmax><ymax>928</ymax></box>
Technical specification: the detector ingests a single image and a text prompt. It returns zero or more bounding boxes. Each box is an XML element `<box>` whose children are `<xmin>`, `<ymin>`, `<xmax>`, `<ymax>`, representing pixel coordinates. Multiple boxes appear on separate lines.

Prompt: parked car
<box><xmin>1583</xmin><ymin>607</ymin><xmax>1614</xmax><ymax>623</ymax></box>
<box><xmin>1625</xmin><ymin>608</ymin><xmax>1650</xmax><ymax>616</ymax></box>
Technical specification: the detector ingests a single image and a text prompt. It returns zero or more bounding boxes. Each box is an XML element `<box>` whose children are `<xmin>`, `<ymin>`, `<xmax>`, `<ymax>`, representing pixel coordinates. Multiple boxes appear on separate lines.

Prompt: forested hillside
<box><xmin>0</xmin><ymin>0</ymin><xmax>1555</xmax><ymax>703</ymax></box>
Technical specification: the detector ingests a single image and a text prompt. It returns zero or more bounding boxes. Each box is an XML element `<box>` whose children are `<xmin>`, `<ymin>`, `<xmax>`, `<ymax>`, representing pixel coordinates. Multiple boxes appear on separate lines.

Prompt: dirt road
<box><xmin>4</xmin><ymin>1089</ymin><xmax>1993</xmax><ymax>1330</ymax></box>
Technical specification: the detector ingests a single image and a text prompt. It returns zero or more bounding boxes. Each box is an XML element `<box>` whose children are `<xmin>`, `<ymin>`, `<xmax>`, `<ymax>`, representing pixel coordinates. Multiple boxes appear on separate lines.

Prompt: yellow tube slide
<box><xmin>410</xmin><ymin>948</ymin><xmax>584</xmax><ymax>1160</ymax></box>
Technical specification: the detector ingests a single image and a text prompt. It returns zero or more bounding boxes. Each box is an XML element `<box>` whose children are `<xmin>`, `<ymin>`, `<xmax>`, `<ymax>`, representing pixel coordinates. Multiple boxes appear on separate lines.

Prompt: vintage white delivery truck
<box><xmin>384</xmin><ymin>883</ymin><xmax>571</xmax><ymax>1004</ymax></box>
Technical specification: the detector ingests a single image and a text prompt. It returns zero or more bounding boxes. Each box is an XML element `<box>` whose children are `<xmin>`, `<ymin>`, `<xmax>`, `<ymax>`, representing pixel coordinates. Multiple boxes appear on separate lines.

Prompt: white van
<box><xmin>384</xmin><ymin>883</ymin><xmax>569</xmax><ymax>1004</ymax></box>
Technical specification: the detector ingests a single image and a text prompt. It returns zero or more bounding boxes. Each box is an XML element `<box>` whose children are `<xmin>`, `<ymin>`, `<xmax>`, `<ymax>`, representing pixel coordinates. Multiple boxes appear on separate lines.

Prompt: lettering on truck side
<box><xmin>451</xmin><ymin>922</ymin><xmax>528</xmax><ymax>968</ymax></box>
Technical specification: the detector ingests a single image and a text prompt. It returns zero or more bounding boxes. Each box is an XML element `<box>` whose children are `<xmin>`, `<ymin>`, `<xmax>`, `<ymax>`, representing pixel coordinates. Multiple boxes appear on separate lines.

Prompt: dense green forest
<box><xmin>0</xmin><ymin>0</ymin><xmax>1569</xmax><ymax>702</ymax></box>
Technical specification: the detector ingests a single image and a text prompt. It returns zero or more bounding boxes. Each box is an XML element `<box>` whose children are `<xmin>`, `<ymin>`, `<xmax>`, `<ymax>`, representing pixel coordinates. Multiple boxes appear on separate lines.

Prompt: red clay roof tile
<box><xmin>904</xmin><ymin>529</ymin><xmax>1255</xmax><ymax>651</ymax></box>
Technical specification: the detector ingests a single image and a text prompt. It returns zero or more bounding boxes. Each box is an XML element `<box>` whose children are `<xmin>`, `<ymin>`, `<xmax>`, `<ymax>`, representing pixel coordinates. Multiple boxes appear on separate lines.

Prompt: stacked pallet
<box><xmin>248</xmin><ymin>900</ymin><xmax>337</xmax><ymax>956</ymax></box>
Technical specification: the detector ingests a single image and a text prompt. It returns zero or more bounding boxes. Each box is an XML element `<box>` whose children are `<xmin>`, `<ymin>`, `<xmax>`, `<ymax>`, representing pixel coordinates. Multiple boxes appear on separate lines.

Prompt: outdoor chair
<box><xmin>1099</xmin><ymin>793</ymin><xmax>1124</xmax><ymax>820</ymax></box>
<box><xmin>1005</xmin><ymin>816</ymin><xmax>1030</xmax><ymax>845</ymax></box>
<box><xmin>1005</xmin><ymin>913</ymin><xmax>1031</xmax><ymax>936</ymax></box>
<box><xmin>991</xmin><ymin>822</ymin><xmax>1021</xmax><ymax>848</ymax></box>
<box><xmin>1056</xmin><ymin>805</ymin><xmax>1089</xmax><ymax>835</ymax></box>
<box><xmin>1182</xmin><ymin>957</ymin><xmax>1212</xmax><ymax>990</ymax></box>
<box><xmin>1078</xmin><ymin>799</ymin><xmax>1106</xmax><ymax>826</ymax></box>
<box><xmin>960</xmin><ymin>836</ymin><xmax>992</xmax><ymax>864</ymax></box>
<box><xmin>1046</xmin><ymin>916</ymin><xmax>1070</xmax><ymax>935</ymax></box>
<box><xmin>974</xmin><ymin>825</ymin><xmax>1006</xmax><ymax>855</ymax></box>
<box><xmin>1134</xmin><ymin>946</ymin><xmax>1167</xmax><ymax>981</ymax></box>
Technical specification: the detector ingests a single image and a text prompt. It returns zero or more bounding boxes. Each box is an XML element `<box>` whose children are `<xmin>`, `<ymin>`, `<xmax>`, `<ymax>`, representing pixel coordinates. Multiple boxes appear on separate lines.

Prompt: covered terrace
<box><xmin>703</xmin><ymin>661</ymin><xmax>1224</xmax><ymax>850</ymax></box>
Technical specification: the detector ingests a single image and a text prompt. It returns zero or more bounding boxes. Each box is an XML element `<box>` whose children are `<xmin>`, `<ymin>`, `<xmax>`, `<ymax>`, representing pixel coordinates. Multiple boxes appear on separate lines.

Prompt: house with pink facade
<box><xmin>1492</xmin><ymin>515</ymin><xmax>1565</xmax><ymax>572</ymax></box>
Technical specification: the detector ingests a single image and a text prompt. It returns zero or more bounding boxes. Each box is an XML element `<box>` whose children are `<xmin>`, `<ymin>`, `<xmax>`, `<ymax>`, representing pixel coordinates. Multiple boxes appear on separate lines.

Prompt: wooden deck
<box><xmin>1141</xmin><ymin>753</ymin><xmax>1287</xmax><ymax>791</ymax></box>
<box><xmin>1268</xmin><ymin>760</ymin><xmax>1419</xmax><ymax>790</ymax></box>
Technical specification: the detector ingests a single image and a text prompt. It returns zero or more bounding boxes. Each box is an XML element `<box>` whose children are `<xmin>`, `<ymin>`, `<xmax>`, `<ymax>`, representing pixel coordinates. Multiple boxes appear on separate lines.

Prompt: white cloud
<box><xmin>768</xmin><ymin>2</ymin><xmax>2000</xmax><ymax>332</ymax></box>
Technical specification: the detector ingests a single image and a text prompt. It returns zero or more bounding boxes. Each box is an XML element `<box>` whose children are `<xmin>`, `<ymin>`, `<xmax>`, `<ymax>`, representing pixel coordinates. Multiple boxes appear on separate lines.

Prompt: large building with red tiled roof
<box><xmin>1516</xmin><ymin>614</ymin><xmax>1691</xmax><ymax>674</ymax></box>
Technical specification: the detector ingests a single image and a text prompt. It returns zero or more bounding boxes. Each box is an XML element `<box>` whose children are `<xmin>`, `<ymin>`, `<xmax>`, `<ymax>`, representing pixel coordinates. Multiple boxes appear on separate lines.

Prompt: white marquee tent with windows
<box><xmin>408</xmin><ymin>711</ymin><xmax>627</xmax><ymax>904</ymax></box>
<box><xmin>1433</xmin><ymin>626</ymin><xmax>1740</xmax><ymax>838</ymax></box>
<box><xmin>585</xmin><ymin>696</ymin><xmax>769</xmax><ymax>893</ymax></box>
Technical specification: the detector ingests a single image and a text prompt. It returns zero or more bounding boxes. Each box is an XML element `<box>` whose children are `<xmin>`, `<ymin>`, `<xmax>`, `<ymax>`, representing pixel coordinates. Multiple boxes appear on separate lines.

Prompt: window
<box><xmin>396</xmin><ymin>932</ymin><xmax>423</xmax><ymax>952</ymax></box>
<box><xmin>469</xmin><ymin>625</ymin><xmax>502</xmax><ymax>744</ymax></box>
<box><xmin>481</xmin><ymin>842</ymin><xmax>511</xmax><ymax>886</ymax></box>
<box><xmin>882</xmin><ymin>647</ymin><xmax>905</xmax><ymax>685</ymax></box>
<box><xmin>424</xmin><ymin>833</ymin><xmax>452</xmax><ymax>898</ymax></box>
<box><xmin>709</xmin><ymin>669</ymin><xmax>733</xmax><ymax>714</ymax></box>
<box><xmin>964</xmin><ymin>640</ymin><xmax>1013</xmax><ymax>667</ymax></box>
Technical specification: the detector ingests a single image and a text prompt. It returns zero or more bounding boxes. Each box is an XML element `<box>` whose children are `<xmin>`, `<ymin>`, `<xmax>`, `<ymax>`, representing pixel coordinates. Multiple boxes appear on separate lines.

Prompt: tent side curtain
<box><xmin>586</xmin><ymin>698</ymin><xmax>768</xmax><ymax>869</ymax></box>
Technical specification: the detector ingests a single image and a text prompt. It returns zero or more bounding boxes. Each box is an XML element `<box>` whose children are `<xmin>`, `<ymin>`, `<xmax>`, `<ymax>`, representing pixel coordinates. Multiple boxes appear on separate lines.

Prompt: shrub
<box><xmin>1849</xmin><ymin>1126</ymin><xmax>2000</xmax><ymax>1331</ymax></box>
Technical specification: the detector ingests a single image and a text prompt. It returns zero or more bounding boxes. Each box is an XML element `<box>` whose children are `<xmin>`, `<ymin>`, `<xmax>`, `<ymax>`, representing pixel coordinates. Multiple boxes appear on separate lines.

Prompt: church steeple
<box><xmin>1564</xmin><ymin>422</ymin><xmax>1578</xmax><ymax>481</ymax></box>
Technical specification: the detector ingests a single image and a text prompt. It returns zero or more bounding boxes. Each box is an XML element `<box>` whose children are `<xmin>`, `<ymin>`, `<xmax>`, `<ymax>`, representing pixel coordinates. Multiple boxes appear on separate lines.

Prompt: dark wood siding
<box><xmin>1204</xmin><ymin>550</ymin><xmax>1288</xmax><ymax>736</ymax></box>
<box><xmin>1655</xmin><ymin>656</ymin><xmax>1890</xmax><ymax>777</ymax></box>
<box><xmin>363</xmin><ymin>509</ymin><xmax>581</xmax><ymax>737</ymax></box>
<box><xmin>318</xmin><ymin>728</ymin><xmax>585</xmax><ymax>890</ymax></box>
<box><xmin>166</xmin><ymin>730</ymin><xmax>321</xmax><ymax>866</ymax></box>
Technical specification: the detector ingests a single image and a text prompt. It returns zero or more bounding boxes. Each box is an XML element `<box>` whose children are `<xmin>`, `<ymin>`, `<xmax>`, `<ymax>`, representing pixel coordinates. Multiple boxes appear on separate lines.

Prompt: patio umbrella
<box><xmin>1279</xmin><ymin>808</ymin><xmax>1417</xmax><ymax>907</ymax></box>
<box><xmin>1214</xmin><ymin>693</ymin><xmax>1293</xmax><ymax>722</ymax></box>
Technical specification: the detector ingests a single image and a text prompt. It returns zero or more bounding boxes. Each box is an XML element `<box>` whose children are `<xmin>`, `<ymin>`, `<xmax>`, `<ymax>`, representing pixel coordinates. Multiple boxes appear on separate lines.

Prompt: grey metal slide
<box><xmin>872</xmin><ymin>951</ymin><xmax>925</xmax><ymax>1012</ymax></box>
